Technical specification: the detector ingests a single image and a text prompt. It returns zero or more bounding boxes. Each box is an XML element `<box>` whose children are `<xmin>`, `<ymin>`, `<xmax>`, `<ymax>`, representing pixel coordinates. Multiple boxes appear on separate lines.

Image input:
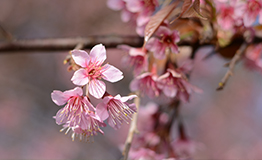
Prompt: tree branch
<box><xmin>121</xmin><ymin>92</ymin><xmax>140</xmax><ymax>160</ymax></box>
<box><xmin>217</xmin><ymin>42</ymin><xmax>248</xmax><ymax>90</ymax></box>
<box><xmin>0</xmin><ymin>34</ymin><xmax>261</xmax><ymax>54</ymax></box>
<box><xmin>0</xmin><ymin>35</ymin><xmax>143</xmax><ymax>52</ymax></box>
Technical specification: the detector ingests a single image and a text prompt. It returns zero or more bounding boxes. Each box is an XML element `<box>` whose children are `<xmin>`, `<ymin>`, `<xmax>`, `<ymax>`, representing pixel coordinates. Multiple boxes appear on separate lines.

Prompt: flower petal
<box><xmin>71</xmin><ymin>50</ymin><xmax>90</xmax><ymax>68</ymax></box>
<box><xmin>55</xmin><ymin>108</ymin><xmax>68</xmax><ymax>125</ymax></box>
<box><xmin>71</xmin><ymin>68</ymin><xmax>89</xmax><ymax>86</ymax></box>
<box><xmin>129</xmin><ymin>78</ymin><xmax>139</xmax><ymax>92</ymax></box>
<box><xmin>107</xmin><ymin>0</ymin><xmax>124</xmax><ymax>10</ymax></box>
<box><xmin>96</xmin><ymin>102</ymin><xmax>109</xmax><ymax>121</ymax></box>
<box><xmin>102</xmin><ymin>64</ymin><xmax>123</xmax><ymax>82</ymax></box>
<box><xmin>126</xmin><ymin>103</ymin><xmax>137</xmax><ymax>112</ymax></box>
<box><xmin>51</xmin><ymin>90</ymin><xmax>68</xmax><ymax>106</ymax></box>
<box><xmin>63</xmin><ymin>87</ymin><xmax>83</xmax><ymax>97</ymax></box>
<box><xmin>90</xmin><ymin>44</ymin><xmax>107</xmax><ymax>65</ymax></box>
<box><xmin>163</xmin><ymin>85</ymin><xmax>178</xmax><ymax>98</ymax></box>
<box><xmin>120</xmin><ymin>94</ymin><xmax>137</xmax><ymax>102</ymax></box>
<box><xmin>108</xmin><ymin>116</ymin><xmax>121</xmax><ymax>130</ymax></box>
<box><xmin>89</xmin><ymin>79</ymin><xmax>106</xmax><ymax>99</ymax></box>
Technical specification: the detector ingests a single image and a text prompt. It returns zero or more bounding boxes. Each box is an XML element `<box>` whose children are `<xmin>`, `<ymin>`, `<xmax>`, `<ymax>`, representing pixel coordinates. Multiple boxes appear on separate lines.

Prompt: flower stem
<box><xmin>122</xmin><ymin>92</ymin><xmax>140</xmax><ymax>160</ymax></box>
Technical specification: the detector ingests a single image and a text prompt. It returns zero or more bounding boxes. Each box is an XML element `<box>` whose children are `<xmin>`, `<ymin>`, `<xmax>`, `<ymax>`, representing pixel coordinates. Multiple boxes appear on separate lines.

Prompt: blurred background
<box><xmin>0</xmin><ymin>0</ymin><xmax>262</xmax><ymax>159</ymax></box>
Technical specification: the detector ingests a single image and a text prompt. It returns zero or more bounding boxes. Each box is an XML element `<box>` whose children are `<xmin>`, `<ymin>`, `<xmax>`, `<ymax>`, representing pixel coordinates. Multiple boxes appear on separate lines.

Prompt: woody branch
<box><xmin>0</xmin><ymin>35</ymin><xmax>260</xmax><ymax>53</ymax></box>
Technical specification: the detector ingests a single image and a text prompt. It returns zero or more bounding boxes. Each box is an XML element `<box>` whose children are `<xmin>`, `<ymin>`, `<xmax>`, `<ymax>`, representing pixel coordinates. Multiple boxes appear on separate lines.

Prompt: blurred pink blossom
<box><xmin>216</xmin><ymin>3</ymin><xmax>237</xmax><ymax>30</ymax></box>
<box><xmin>130</xmin><ymin>66</ymin><xmax>161</xmax><ymax>98</ymax></box>
<box><xmin>120</xmin><ymin>45</ymin><xmax>148</xmax><ymax>76</ymax></box>
<box><xmin>242</xmin><ymin>0</ymin><xmax>262</xmax><ymax>27</ymax></box>
<box><xmin>125</xmin><ymin>0</ymin><xmax>159</xmax><ymax>36</ymax></box>
<box><xmin>157</xmin><ymin>69</ymin><xmax>202</xmax><ymax>102</ymax></box>
<box><xmin>107</xmin><ymin>0</ymin><xmax>134</xmax><ymax>22</ymax></box>
<box><xmin>71</xmin><ymin>44</ymin><xmax>123</xmax><ymax>99</ymax></box>
<box><xmin>244</xmin><ymin>43</ymin><xmax>262</xmax><ymax>72</ymax></box>
<box><xmin>171</xmin><ymin>139</ymin><xmax>196</xmax><ymax>158</ymax></box>
<box><xmin>108</xmin><ymin>0</ymin><xmax>159</xmax><ymax>36</ymax></box>
<box><xmin>146</xmin><ymin>26</ymin><xmax>180</xmax><ymax>59</ymax></box>
<box><xmin>129</xmin><ymin>148</ymin><xmax>165</xmax><ymax>160</ymax></box>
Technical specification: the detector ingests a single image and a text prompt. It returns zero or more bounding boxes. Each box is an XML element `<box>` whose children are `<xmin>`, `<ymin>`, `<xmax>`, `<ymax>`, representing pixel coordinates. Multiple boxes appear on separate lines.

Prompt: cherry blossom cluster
<box><xmin>107</xmin><ymin>0</ymin><xmax>159</xmax><ymax>36</ymax></box>
<box><xmin>244</xmin><ymin>43</ymin><xmax>262</xmax><ymax>72</ymax></box>
<box><xmin>129</xmin><ymin>103</ymin><xmax>196</xmax><ymax>160</ymax></box>
<box><xmin>108</xmin><ymin>0</ymin><xmax>203</xmax><ymax>159</ymax></box>
<box><xmin>121</xmin><ymin>24</ymin><xmax>201</xmax><ymax>102</ymax></box>
<box><xmin>213</xmin><ymin>0</ymin><xmax>262</xmax><ymax>72</ymax></box>
<box><xmin>119</xmin><ymin>42</ymin><xmax>201</xmax><ymax>159</ymax></box>
<box><xmin>51</xmin><ymin>44</ymin><xmax>137</xmax><ymax>141</ymax></box>
<box><xmin>215</xmin><ymin>0</ymin><xmax>262</xmax><ymax>30</ymax></box>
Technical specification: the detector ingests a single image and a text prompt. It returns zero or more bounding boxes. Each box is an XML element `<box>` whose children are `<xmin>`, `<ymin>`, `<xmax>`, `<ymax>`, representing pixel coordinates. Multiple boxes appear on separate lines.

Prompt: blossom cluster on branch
<box><xmin>106</xmin><ymin>0</ymin><xmax>262</xmax><ymax>159</ymax></box>
<box><xmin>50</xmin><ymin>0</ymin><xmax>262</xmax><ymax>159</ymax></box>
<box><xmin>51</xmin><ymin>44</ymin><xmax>137</xmax><ymax>141</ymax></box>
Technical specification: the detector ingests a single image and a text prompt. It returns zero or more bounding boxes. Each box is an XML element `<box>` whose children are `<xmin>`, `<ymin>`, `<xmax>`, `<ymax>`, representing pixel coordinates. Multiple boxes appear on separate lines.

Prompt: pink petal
<box><xmin>107</xmin><ymin>0</ymin><xmax>124</xmax><ymax>10</ymax></box>
<box><xmin>170</xmin><ymin>44</ymin><xmax>179</xmax><ymax>54</ymax></box>
<box><xmin>129</xmin><ymin>48</ymin><xmax>146</xmax><ymax>56</ymax></box>
<box><xmin>168</xmin><ymin>69</ymin><xmax>181</xmax><ymax>78</ymax></box>
<box><xmin>96</xmin><ymin>102</ymin><xmax>109</xmax><ymax>121</ymax></box>
<box><xmin>71</xmin><ymin>68</ymin><xmax>89</xmax><ymax>86</ymax></box>
<box><xmin>125</xmin><ymin>0</ymin><xmax>143</xmax><ymax>12</ymax></box>
<box><xmin>63</xmin><ymin>87</ymin><xmax>83</xmax><ymax>97</ymax></box>
<box><xmin>89</xmin><ymin>79</ymin><xmax>106</xmax><ymax>99</ymax></box>
<box><xmin>101</xmin><ymin>64</ymin><xmax>123</xmax><ymax>82</ymax></box>
<box><xmin>243</xmin><ymin>14</ymin><xmax>255</xmax><ymax>27</ymax></box>
<box><xmin>51</xmin><ymin>90</ymin><xmax>68</xmax><ymax>106</ymax></box>
<box><xmin>121</xmin><ymin>9</ymin><xmax>132</xmax><ymax>22</ymax></box>
<box><xmin>71</xmin><ymin>50</ymin><xmax>90</xmax><ymax>68</ymax></box>
<box><xmin>55</xmin><ymin>108</ymin><xmax>68</xmax><ymax>125</ymax></box>
<box><xmin>163</xmin><ymin>85</ymin><xmax>178</xmax><ymax>98</ymax></box>
<box><xmin>117</xmin><ymin>44</ymin><xmax>132</xmax><ymax>51</ymax></box>
<box><xmin>90</xmin><ymin>44</ymin><xmax>107</xmax><ymax>65</ymax></box>
<box><xmin>108</xmin><ymin>116</ymin><xmax>121</xmax><ymax>130</ymax></box>
<box><xmin>127</xmin><ymin>103</ymin><xmax>137</xmax><ymax>112</ymax></box>
<box><xmin>156</xmin><ymin>26</ymin><xmax>171</xmax><ymax>36</ymax></box>
<box><xmin>259</xmin><ymin>10</ymin><xmax>262</xmax><ymax>24</ymax></box>
<box><xmin>137</xmin><ymin>14</ymin><xmax>150</xmax><ymax>26</ymax></box>
<box><xmin>158</xmin><ymin>72</ymin><xmax>170</xmax><ymax>81</ymax></box>
<box><xmin>120</xmin><ymin>94</ymin><xmax>137</xmax><ymax>102</ymax></box>
<box><xmin>129</xmin><ymin>78</ymin><xmax>139</xmax><ymax>91</ymax></box>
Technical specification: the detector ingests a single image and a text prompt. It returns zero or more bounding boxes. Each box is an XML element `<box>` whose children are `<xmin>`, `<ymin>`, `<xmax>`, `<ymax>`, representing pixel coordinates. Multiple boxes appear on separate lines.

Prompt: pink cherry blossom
<box><xmin>157</xmin><ymin>69</ymin><xmax>201</xmax><ymax>102</ymax></box>
<box><xmin>71</xmin><ymin>44</ymin><xmax>123</xmax><ymax>99</ymax></box>
<box><xmin>130</xmin><ymin>69</ymin><xmax>161</xmax><ymax>99</ymax></box>
<box><xmin>107</xmin><ymin>0</ymin><xmax>134</xmax><ymax>22</ymax></box>
<box><xmin>96</xmin><ymin>94</ymin><xmax>137</xmax><ymax>130</ymax></box>
<box><xmin>242</xmin><ymin>0</ymin><xmax>262</xmax><ymax>27</ymax></box>
<box><xmin>216</xmin><ymin>3</ymin><xmax>236</xmax><ymax>30</ymax></box>
<box><xmin>146</xmin><ymin>26</ymin><xmax>180</xmax><ymax>59</ymax></box>
<box><xmin>60</xmin><ymin>116</ymin><xmax>106</xmax><ymax>142</ymax></box>
<box><xmin>171</xmin><ymin>139</ymin><xmax>196</xmax><ymax>158</ymax></box>
<box><xmin>244</xmin><ymin>43</ymin><xmax>262</xmax><ymax>72</ymax></box>
<box><xmin>124</xmin><ymin>0</ymin><xmax>159</xmax><ymax>36</ymax></box>
<box><xmin>129</xmin><ymin>148</ymin><xmax>165</xmax><ymax>160</ymax></box>
<box><xmin>51</xmin><ymin>87</ymin><xmax>106</xmax><ymax>135</ymax></box>
<box><xmin>137</xmin><ymin>102</ymin><xmax>158</xmax><ymax>132</ymax></box>
<box><xmin>119</xmin><ymin>45</ymin><xmax>148</xmax><ymax>76</ymax></box>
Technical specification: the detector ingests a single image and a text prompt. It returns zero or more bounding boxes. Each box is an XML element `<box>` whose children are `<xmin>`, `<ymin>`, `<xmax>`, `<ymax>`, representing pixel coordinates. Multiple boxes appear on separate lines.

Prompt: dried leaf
<box><xmin>144</xmin><ymin>1</ymin><xmax>179</xmax><ymax>45</ymax></box>
<box><xmin>181</xmin><ymin>0</ymin><xmax>207</xmax><ymax>19</ymax></box>
<box><xmin>179</xmin><ymin>0</ymin><xmax>192</xmax><ymax>18</ymax></box>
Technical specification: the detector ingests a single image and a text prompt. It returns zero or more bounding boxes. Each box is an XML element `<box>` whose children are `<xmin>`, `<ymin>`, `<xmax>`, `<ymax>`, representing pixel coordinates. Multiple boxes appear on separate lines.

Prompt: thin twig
<box><xmin>0</xmin><ymin>35</ymin><xmax>143</xmax><ymax>52</ymax></box>
<box><xmin>217</xmin><ymin>42</ymin><xmax>248</xmax><ymax>90</ymax></box>
<box><xmin>122</xmin><ymin>92</ymin><xmax>140</xmax><ymax>160</ymax></box>
<box><xmin>0</xmin><ymin>24</ymin><xmax>13</xmax><ymax>41</ymax></box>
